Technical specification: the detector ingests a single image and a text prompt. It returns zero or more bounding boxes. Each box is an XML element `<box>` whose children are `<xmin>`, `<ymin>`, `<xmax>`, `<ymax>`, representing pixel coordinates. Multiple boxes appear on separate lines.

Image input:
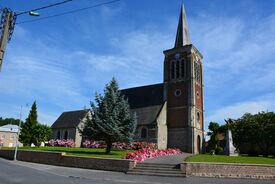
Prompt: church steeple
<box><xmin>174</xmin><ymin>3</ymin><xmax>191</xmax><ymax>48</ymax></box>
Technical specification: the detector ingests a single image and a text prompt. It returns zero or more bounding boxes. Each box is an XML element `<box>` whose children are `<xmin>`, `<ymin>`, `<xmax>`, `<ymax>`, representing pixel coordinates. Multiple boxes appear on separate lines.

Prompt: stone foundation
<box><xmin>181</xmin><ymin>162</ymin><xmax>275</xmax><ymax>180</ymax></box>
<box><xmin>168</xmin><ymin>127</ymin><xmax>192</xmax><ymax>152</ymax></box>
<box><xmin>0</xmin><ymin>150</ymin><xmax>135</xmax><ymax>172</ymax></box>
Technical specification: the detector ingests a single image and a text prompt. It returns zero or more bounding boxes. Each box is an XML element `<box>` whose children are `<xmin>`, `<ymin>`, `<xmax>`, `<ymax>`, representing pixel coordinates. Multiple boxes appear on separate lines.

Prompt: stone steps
<box><xmin>127</xmin><ymin>163</ymin><xmax>185</xmax><ymax>177</ymax></box>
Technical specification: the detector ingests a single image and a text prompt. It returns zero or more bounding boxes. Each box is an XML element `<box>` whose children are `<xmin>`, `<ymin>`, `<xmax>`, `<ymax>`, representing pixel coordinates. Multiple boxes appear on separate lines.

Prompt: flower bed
<box><xmin>124</xmin><ymin>148</ymin><xmax>182</xmax><ymax>162</ymax></box>
<box><xmin>48</xmin><ymin>139</ymin><xmax>75</xmax><ymax>147</ymax></box>
<box><xmin>82</xmin><ymin>140</ymin><xmax>157</xmax><ymax>150</ymax></box>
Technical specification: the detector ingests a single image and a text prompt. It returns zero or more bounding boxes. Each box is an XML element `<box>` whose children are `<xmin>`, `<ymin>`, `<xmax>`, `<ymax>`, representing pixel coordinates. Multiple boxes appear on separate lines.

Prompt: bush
<box><xmin>209</xmin><ymin>149</ymin><xmax>215</xmax><ymax>155</ymax></box>
<box><xmin>248</xmin><ymin>149</ymin><xmax>259</xmax><ymax>156</ymax></box>
<box><xmin>131</xmin><ymin>142</ymin><xmax>157</xmax><ymax>150</ymax></box>
<box><xmin>215</xmin><ymin>147</ymin><xmax>224</xmax><ymax>155</ymax></box>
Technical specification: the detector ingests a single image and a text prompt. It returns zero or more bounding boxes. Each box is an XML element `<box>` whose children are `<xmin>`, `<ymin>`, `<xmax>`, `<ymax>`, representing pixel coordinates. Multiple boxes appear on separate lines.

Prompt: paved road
<box><xmin>143</xmin><ymin>153</ymin><xmax>192</xmax><ymax>164</ymax></box>
<box><xmin>0</xmin><ymin>158</ymin><xmax>273</xmax><ymax>184</ymax></box>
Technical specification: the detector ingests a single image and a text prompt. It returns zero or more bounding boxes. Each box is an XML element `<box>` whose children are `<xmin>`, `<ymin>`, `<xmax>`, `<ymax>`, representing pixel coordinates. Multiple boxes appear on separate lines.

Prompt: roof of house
<box><xmin>0</xmin><ymin>124</ymin><xmax>19</xmax><ymax>133</ymax></box>
<box><xmin>51</xmin><ymin>110</ymin><xmax>89</xmax><ymax>129</ymax></box>
<box><xmin>121</xmin><ymin>83</ymin><xmax>164</xmax><ymax>109</ymax></box>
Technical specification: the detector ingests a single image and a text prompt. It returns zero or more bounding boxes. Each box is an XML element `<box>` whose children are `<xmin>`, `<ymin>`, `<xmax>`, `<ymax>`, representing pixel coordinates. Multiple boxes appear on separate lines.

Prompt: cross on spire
<box><xmin>174</xmin><ymin>2</ymin><xmax>191</xmax><ymax>48</ymax></box>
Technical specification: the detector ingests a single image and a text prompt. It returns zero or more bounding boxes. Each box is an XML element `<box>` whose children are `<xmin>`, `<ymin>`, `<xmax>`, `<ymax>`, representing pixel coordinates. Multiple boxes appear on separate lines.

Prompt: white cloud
<box><xmin>205</xmin><ymin>100</ymin><xmax>275</xmax><ymax>125</ymax></box>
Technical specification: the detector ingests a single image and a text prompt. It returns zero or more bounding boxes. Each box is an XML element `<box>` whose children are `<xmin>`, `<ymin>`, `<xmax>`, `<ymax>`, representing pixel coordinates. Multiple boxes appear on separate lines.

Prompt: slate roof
<box><xmin>121</xmin><ymin>83</ymin><xmax>165</xmax><ymax>125</ymax></box>
<box><xmin>131</xmin><ymin>105</ymin><xmax>163</xmax><ymax>125</ymax></box>
<box><xmin>52</xmin><ymin>83</ymin><xmax>165</xmax><ymax>128</ymax></box>
<box><xmin>51</xmin><ymin>110</ymin><xmax>89</xmax><ymax>129</ymax></box>
<box><xmin>0</xmin><ymin>124</ymin><xmax>19</xmax><ymax>133</ymax></box>
<box><xmin>121</xmin><ymin>83</ymin><xmax>164</xmax><ymax>109</ymax></box>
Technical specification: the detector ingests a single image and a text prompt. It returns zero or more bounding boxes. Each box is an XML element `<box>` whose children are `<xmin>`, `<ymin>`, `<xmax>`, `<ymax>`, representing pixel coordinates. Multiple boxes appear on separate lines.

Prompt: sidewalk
<box><xmin>143</xmin><ymin>153</ymin><xmax>192</xmax><ymax>165</ymax></box>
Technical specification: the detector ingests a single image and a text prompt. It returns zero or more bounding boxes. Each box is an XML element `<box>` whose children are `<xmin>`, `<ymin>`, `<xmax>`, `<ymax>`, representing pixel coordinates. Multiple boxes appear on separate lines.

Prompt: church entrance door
<box><xmin>197</xmin><ymin>135</ymin><xmax>201</xmax><ymax>154</ymax></box>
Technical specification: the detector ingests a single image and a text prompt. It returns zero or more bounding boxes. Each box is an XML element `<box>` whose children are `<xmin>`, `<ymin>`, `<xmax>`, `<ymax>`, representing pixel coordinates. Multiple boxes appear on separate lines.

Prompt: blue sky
<box><xmin>0</xmin><ymin>0</ymin><xmax>274</xmax><ymax>130</ymax></box>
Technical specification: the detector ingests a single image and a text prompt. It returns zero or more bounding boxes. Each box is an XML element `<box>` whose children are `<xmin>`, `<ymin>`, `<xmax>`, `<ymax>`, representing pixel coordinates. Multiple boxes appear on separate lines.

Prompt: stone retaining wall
<box><xmin>181</xmin><ymin>162</ymin><xmax>275</xmax><ymax>180</ymax></box>
<box><xmin>0</xmin><ymin>150</ymin><xmax>135</xmax><ymax>172</ymax></box>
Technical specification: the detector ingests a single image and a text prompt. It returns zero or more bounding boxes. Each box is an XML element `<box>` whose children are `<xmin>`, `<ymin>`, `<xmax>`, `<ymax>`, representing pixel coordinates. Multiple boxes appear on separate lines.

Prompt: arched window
<box><xmin>171</xmin><ymin>61</ymin><xmax>175</xmax><ymax>79</ymax></box>
<box><xmin>56</xmin><ymin>131</ymin><xmax>61</xmax><ymax>139</ymax></box>
<box><xmin>171</xmin><ymin>59</ymin><xmax>185</xmax><ymax>80</ymax></box>
<box><xmin>176</xmin><ymin>61</ymin><xmax>180</xmax><ymax>78</ymax></box>
<box><xmin>64</xmin><ymin>130</ymin><xmax>68</xmax><ymax>140</ymax></box>
<box><xmin>180</xmin><ymin>59</ymin><xmax>185</xmax><ymax>78</ymax></box>
<box><xmin>141</xmin><ymin>127</ymin><xmax>147</xmax><ymax>139</ymax></box>
<box><xmin>197</xmin><ymin>112</ymin><xmax>200</xmax><ymax>122</ymax></box>
<box><xmin>194</xmin><ymin>62</ymin><xmax>201</xmax><ymax>82</ymax></box>
<box><xmin>197</xmin><ymin>135</ymin><xmax>201</xmax><ymax>154</ymax></box>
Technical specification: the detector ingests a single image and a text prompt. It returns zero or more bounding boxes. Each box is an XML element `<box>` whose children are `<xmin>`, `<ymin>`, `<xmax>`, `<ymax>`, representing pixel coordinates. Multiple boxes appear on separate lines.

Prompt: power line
<box><xmin>16</xmin><ymin>0</ymin><xmax>74</xmax><ymax>16</ymax></box>
<box><xmin>16</xmin><ymin>0</ymin><xmax>121</xmax><ymax>25</ymax></box>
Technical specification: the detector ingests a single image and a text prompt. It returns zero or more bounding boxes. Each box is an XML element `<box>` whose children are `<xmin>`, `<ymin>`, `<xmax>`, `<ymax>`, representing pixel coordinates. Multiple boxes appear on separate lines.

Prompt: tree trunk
<box><xmin>106</xmin><ymin>142</ymin><xmax>112</xmax><ymax>154</ymax></box>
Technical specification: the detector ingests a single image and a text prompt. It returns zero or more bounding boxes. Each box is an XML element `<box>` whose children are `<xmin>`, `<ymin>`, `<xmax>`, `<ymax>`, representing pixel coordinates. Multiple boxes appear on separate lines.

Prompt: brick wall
<box><xmin>0</xmin><ymin>150</ymin><xmax>135</xmax><ymax>172</ymax></box>
<box><xmin>0</xmin><ymin>132</ymin><xmax>17</xmax><ymax>147</ymax></box>
<box><xmin>181</xmin><ymin>162</ymin><xmax>275</xmax><ymax>180</ymax></box>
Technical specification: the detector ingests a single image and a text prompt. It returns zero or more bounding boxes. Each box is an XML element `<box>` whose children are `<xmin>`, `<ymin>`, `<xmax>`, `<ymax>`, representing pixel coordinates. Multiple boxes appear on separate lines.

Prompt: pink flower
<box><xmin>124</xmin><ymin>148</ymin><xmax>182</xmax><ymax>162</ymax></box>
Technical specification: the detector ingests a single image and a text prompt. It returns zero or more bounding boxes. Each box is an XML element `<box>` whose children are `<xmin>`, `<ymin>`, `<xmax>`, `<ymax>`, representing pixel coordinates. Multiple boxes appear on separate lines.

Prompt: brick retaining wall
<box><xmin>181</xmin><ymin>162</ymin><xmax>275</xmax><ymax>180</ymax></box>
<box><xmin>0</xmin><ymin>150</ymin><xmax>135</xmax><ymax>172</ymax></box>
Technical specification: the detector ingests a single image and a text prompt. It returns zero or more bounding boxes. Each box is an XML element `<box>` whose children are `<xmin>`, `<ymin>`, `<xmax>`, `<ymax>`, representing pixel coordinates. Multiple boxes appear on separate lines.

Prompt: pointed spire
<box><xmin>174</xmin><ymin>2</ymin><xmax>191</xmax><ymax>48</ymax></box>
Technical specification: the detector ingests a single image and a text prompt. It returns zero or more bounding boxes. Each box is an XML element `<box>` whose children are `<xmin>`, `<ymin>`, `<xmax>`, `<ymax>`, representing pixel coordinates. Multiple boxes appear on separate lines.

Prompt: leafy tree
<box><xmin>229</xmin><ymin>112</ymin><xmax>275</xmax><ymax>156</ymax></box>
<box><xmin>207</xmin><ymin>122</ymin><xmax>220</xmax><ymax>150</ymax></box>
<box><xmin>0</xmin><ymin>117</ymin><xmax>22</xmax><ymax>126</ymax></box>
<box><xmin>207</xmin><ymin>122</ymin><xmax>228</xmax><ymax>151</ymax></box>
<box><xmin>20</xmin><ymin>101</ymin><xmax>39</xmax><ymax>146</ymax></box>
<box><xmin>81</xmin><ymin>78</ymin><xmax>136</xmax><ymax>154</ymax></box>
<box><xmin>33</xmin><ymin>124</ymin><xmax>52</xmax><ymax>147</ymax></box>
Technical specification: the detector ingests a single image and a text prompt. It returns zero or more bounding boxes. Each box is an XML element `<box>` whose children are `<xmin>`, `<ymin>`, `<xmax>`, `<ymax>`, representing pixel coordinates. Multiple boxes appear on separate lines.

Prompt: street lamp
<box><xmin>14</xmin><ymin>106</ymin><xmax>22</xmax><ymax>161</ymax></box>
<box><xmin>28</xmin><ymin>11</ymin><xmax>40</xmax><ymax>16</ymax></box>
<box><xmin>0</xmin><ymin>9</ymin><xmax>40</xmax><ymax>71</ymax></box>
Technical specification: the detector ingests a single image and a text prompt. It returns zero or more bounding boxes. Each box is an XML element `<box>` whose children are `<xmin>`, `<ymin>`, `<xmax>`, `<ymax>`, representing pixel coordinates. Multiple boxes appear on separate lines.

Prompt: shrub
<box><xmin>209</xmin><ymin>149</ymin><xmax>215</xmax><ymax>155</ymax></box>
<box><xmin>248</xmin><ymin>149</ymin><xmax>259</xmax><ymax>156</ymax></box>
<box><xmin>131</xmin><ymin>142</ymin><xmax>157</xmax><ymax>150</ymax></box>
<box><xmin>215</xmin><ymin>147</ymin><xmax>223</xmax><ymax>155</ymax></box>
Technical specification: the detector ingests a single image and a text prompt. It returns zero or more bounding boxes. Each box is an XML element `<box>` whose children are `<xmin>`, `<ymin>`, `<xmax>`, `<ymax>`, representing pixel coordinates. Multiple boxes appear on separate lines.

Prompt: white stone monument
<box><xmin>225</xmin><ymin>130</ymin><xmax>238</xmax><ymax>156</ymax></box>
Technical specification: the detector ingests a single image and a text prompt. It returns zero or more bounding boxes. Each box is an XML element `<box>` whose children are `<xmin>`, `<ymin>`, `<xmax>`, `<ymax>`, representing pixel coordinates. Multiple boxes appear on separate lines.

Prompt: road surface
<box><xmin>0</xmin><ymin>158</ymin><xmax>273</xmax><ymax>184</ymax></box>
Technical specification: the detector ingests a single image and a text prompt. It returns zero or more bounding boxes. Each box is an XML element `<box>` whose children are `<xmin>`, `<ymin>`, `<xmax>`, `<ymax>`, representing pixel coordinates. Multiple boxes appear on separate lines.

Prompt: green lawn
<box><xmin>2</xmin><ymin>147</ymin><xmax>132</xmax><ymax>159</ymax></box>
<box><xmin>185</xmin><ymin>154</ymin><xmax>275</xmax><ymax>165</ymax></box>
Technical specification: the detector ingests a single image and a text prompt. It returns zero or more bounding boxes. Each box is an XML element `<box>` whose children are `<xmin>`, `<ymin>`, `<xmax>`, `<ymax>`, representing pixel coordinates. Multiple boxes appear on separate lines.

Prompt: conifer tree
<box><xmin>82</xmin><ymin>78</ymin><xmax>136</xmax><ymax>154</ymax></box>
<box><xmin>20</xmin><ymin>101</ymin><xmax>39</xmax><ymax>146</ymax></box>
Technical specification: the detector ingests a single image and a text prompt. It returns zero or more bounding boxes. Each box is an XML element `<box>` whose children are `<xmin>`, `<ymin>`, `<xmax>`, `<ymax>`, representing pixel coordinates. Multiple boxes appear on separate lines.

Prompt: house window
<box><xmin>64</xmin><ymin>130</ymin><xmax>68</xmax><ymax>140</ymax></box>
<box><xmin>1</xmin><ymin>135</ymin><xmax>5</xmax><ymax>140</ymax></box>
<box><xmin>10</xmin><ymin>135</ymin><xmax>14</xmax><ymax>140</ymax></box>
<box><xmin>56</xmin><ymin>131</ymin><xmax>61</xmax><ymax>139</ymax></box>
<box><xmin>140</xmin><ymin>127</ymin><xmax>147</xmax><ymax>139</ymax></box>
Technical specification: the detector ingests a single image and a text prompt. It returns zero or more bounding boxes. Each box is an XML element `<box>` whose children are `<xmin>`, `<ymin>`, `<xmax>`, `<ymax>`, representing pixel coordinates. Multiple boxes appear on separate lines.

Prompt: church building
<box><xmin>51</xmin><ymin>3</ymin><xmax>204</xmax><ymax>154</ymax></box>
<box><xmin>122</xmin><ymin>3</ymin><xmax>204</xmax><ymax>154</ymax></box>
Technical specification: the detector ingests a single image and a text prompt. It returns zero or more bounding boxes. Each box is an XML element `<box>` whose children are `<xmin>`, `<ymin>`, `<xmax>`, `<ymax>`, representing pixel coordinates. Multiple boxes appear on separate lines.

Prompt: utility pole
<box><xmin>0</xmin><ymin>8</ymin><xmax>17</xmax><ymax>71</ymax></box>
<box><xmin>14</xmin><ymin>105</ymin><xmax>22</xmax><ymax>161</ymax></box>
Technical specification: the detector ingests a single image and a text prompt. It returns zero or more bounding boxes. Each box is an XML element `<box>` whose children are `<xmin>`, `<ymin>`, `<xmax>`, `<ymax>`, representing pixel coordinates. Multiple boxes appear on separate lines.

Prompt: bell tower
<box><xmin>163</xmin><ymin>3</ymin><xmax>204</xmax><ymax>153</ymax></box>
